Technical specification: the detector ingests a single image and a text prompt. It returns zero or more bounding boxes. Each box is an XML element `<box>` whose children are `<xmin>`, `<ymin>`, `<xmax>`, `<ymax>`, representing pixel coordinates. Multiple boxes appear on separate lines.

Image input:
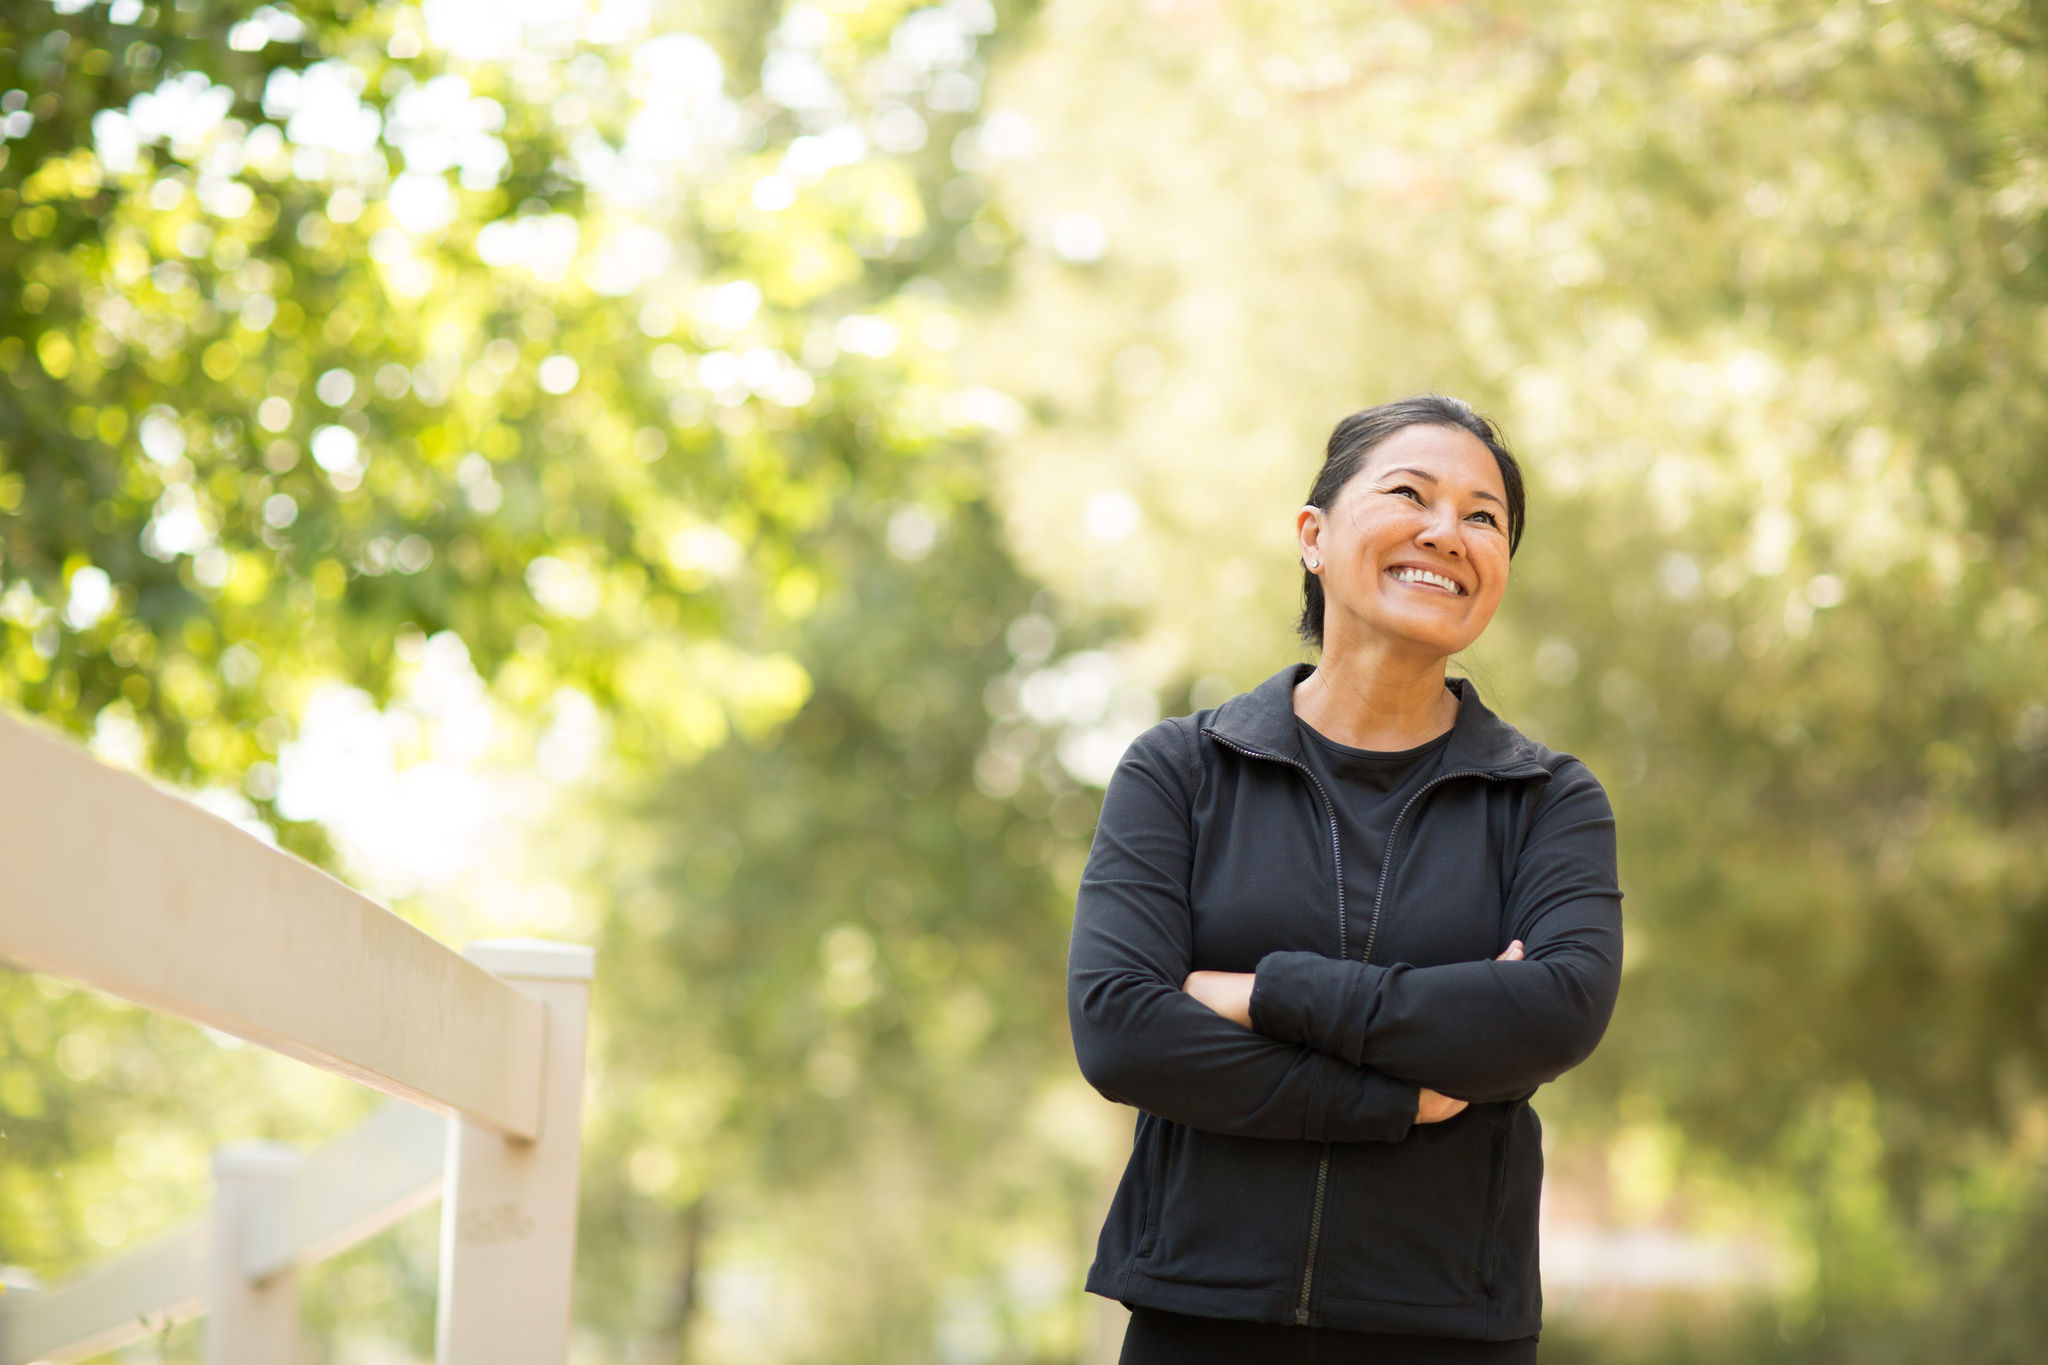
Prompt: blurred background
<box><xmin>2</xmin><ymin>0</ymin><xmax>2045</xmax><ymax>1360</ymax></box>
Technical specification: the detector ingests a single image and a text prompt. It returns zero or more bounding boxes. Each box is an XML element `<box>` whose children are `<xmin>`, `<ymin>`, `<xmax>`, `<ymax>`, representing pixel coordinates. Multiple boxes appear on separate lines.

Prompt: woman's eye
<box><xmin>1469</xmin><ymin>509</ymin><xmax>1500</xmax><ymax>527</ymax></box>
<box><xmin>1384</xmin><ymin>484</ymin><xmax>1423</xmax><ymax>502</ymax></box>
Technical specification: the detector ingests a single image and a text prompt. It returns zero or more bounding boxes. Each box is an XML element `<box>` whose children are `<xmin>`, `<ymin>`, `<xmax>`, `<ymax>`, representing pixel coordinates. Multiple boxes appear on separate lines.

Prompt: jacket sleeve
<box><xmin>1067</xmin><ymin>719</ymin><xmax>1420</xmax><ymax>1144</ymax></box>
<box><xmin>1246</xmin><ymin>759</ymin><xmax>1623</xmax><ymax>1105</ymax></box>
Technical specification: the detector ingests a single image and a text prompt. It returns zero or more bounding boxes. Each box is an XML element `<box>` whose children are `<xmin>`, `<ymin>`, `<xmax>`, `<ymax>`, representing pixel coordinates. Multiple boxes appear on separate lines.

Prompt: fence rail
<box><xmin>0</xmin><ymin>709</ymin><xmax>593</xmax><ymax>1363</ymax></box>
<box><xmin>0</xmin><ymin>1103</ymin><xmax>444</xmax><ymax>1364</ymax></box>
<box><xmin>0</xmin><ymin>711</ymin><xmax>548</xmax><ymax>1138</ymax></box>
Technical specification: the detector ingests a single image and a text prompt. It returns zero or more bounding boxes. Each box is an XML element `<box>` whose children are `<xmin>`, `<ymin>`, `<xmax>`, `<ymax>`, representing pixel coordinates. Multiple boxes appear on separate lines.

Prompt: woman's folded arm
<box><xmin>1068</xmin><ymin>720</ymin><xmax>1419</xmax><ymax>1144</ymax></box>
<box><xmin>1247</xmin><ymin>760</ymin><xmax>1623</xmax><ymax>1104</ymax></box>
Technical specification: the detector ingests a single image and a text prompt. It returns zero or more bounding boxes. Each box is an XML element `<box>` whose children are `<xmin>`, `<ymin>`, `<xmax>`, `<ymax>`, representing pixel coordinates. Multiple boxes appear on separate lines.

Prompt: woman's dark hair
<box><xmin>1297</xmin><ymin>395</ymin><xmax>1526</xmax><ymax>648</ymax></box>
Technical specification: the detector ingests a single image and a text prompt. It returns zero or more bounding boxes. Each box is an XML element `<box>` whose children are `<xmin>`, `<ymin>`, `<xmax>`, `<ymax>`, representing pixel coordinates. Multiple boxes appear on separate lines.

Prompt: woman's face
<box><xmin>1297</xmin><ymin>423</ymin><xmax>1513</xmax><ymax>660</ymax></box>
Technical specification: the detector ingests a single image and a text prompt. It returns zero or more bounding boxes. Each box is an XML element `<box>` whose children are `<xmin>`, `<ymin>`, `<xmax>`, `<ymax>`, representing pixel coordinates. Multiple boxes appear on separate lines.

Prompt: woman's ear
<box><xmin>1296</xmin><ymin>505</ymin><xmax>1323</xmax><ymax>570</ymax></box>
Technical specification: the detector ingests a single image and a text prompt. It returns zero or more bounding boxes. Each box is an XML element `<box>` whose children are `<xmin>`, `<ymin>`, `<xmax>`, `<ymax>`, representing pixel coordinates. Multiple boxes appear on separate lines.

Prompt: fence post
<box><xmin>434</xmin><ymin>938</ymin><xmax>594</xmax><ymax>1364</ymax></box>
<box><xmin>207</xmin><ymin>1141</ymin><xmax>300</xmax><ymax>1365</ymax></box>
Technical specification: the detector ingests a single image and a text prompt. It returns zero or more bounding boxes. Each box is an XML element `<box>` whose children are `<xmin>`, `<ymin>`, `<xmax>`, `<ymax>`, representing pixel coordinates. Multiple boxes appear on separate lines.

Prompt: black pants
<box><xmin>1118</xmin><ymin>1306</ymin><xmax>1538</xmax><ymax>1365</ymax></box>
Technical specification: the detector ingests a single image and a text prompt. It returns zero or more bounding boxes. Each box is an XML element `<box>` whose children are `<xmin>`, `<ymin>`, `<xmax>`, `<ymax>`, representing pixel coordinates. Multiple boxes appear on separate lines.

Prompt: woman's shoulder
<box><xmin>1119</xmin><ymin>713</ymin><xmax>1204</xmax><ymax>782</ymax></box>
<box><xmin>1490</xmin><ymin>723</ymin><xmax>1615</xmax><ymax>829</ymax></box>
<box><xmin>1493</xmin><ymin>721</ymin><xmax>1611</xmax><ymax>807</ymax></box>
<box><xmin>1421</xmin><ymin>695</ymin><xmax>1613</xmax><ymax>853</ymax></box>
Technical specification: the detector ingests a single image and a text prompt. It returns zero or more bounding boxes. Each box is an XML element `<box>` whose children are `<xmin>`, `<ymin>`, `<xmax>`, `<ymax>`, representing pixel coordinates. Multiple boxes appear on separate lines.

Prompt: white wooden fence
<box><xmin>0</xmin><ymin>709</ymin><xmax>594</xmax><ymax>1363</ymax></box>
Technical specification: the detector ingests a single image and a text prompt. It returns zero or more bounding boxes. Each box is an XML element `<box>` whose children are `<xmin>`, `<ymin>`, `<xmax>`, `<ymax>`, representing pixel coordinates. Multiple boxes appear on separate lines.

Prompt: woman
<box><xmin>1067</xmin><ymin>395</ymin><xmax>1623</xmax><ymax>1362</ymax></box>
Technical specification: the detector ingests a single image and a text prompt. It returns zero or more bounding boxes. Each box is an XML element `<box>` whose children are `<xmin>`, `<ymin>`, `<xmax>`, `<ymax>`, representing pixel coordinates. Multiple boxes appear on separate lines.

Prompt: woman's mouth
<box><xmin>1386</xmin><ymin>566</ymin><xmax>1466</xmax><ymax>596</ymax></box>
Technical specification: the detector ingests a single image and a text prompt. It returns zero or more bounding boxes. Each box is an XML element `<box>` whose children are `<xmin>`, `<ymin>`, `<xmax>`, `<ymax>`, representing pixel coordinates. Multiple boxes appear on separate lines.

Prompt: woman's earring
<box><xmin>1306</xmin><ymin>556</ymin><xmax>1320</xmax><ymax>571</ymax></box>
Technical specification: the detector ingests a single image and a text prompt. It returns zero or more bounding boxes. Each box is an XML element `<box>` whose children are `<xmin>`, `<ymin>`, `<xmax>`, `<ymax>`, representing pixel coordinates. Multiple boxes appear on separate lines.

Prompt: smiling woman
<box><xmin>1067</xmin><ymin>396</ymin><xmax>1622</xmax><ymax>1362</ymax></box>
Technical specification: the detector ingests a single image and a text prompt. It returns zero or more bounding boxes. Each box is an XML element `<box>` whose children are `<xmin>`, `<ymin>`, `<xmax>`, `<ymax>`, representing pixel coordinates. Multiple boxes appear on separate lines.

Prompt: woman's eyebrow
<box><xmin>1379</xmin><ymin>466</ymin><xmax>1505</xmax><ymax>506</ymax></box>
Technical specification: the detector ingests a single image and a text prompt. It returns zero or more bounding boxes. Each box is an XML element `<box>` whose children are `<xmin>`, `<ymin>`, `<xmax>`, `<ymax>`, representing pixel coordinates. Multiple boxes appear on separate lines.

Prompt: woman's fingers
<box><xmin>1496</xmin><ymin>940</ymin><xmax>1524</xmax><ymax>961</ymax></box>
<box><xmin>1182</xmin><ymin>970</ymin><xmax>1255</xmax><ymax>1027</ymax></box>
<box><xmin>1415</xmin><ymin>1088</ymin><xmax>1470</xmax><ymax>1124</ymax></box>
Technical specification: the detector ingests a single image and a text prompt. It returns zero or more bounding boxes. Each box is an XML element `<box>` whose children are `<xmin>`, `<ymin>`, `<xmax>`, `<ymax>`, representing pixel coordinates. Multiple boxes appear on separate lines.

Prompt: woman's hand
<box><xmin>1415</xmin><ymin>941</ymin><xmax>1522</xmax><ymax>1125</ymax></box>
<box><xmin>1182</xmin><ymin>970</ymin><xmax>1255</xmax><ymax>1027</ymax></box>
<box><xmin>1415</xmin><ymin>1088</ymin><xmax>1468</xmax><ymax>1123</ymax></box>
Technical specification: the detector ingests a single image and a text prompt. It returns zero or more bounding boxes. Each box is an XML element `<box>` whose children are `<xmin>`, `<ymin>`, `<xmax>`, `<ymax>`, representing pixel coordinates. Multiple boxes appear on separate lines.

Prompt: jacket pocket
<box><xmin>1134</xmin><ymin>1114</ymin><xmax>1167</xmax><ymax>1260</ymax></box>
<box><xmin>1486</xmin><ymin>1104</ymin><xmax>1546</xmax><ymax>1323</ymax></box>
<box><xmin>1140</xmin><ymin>1120</ymin><xmax>1317</xmax><ymax>1291</ymax></box>
<box><xmin>1477</xmin><ymin>1120</ymin><xmax>1511</xmax><ymax>1291</ymax></box>
<box><xmin>1319</xmin><ymin>1107</ymin><xmax>1509</xmax><ymax>1310</ymax></box>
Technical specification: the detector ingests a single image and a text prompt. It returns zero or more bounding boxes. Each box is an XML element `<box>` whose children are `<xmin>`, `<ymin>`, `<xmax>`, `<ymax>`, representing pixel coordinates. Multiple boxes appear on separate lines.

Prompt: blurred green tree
<box><xmin>573</xmin><ymin>493</ymin><xmax>1120</xmax><ymax>1359</ymax></box>
<box><xmin>1</xmin><ymin>1</ymin><xmax>1119</xmax><ymax>1361</ymax></box>
<box><xmin>972</xmin><ymin>0</ymin><xmax>2048</xmax><ymax>1353</ymax></box>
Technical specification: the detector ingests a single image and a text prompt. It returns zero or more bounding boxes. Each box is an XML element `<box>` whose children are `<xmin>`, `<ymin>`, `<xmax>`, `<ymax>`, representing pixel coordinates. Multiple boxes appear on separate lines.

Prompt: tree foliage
<box><xmin>0</xmin><ymin>0</ymin><xmax>1096</xmax><ymax>1358</ymax></box>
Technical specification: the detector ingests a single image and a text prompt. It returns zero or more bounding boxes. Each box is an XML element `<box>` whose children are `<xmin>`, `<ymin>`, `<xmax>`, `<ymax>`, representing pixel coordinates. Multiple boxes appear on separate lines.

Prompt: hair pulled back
<box><xmin>1297</xmin><ymin>395</ymin><xmax>1526</xmax><ymax>649</ymax></box>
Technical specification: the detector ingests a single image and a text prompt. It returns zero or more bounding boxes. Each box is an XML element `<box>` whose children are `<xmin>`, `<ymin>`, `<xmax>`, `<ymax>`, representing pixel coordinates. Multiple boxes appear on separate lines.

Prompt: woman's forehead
<box><xmin>1346</xmin><ymin>424</ymin><xmax>1506</xmax><ymax>499</ymax></box>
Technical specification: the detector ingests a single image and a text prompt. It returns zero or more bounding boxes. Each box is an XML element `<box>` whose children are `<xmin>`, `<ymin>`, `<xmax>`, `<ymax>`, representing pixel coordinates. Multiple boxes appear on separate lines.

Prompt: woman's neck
<box><xmin>1291</xmin><ymin>643</ymin><xmax>1457</xmax><ymax>751</ymax></box>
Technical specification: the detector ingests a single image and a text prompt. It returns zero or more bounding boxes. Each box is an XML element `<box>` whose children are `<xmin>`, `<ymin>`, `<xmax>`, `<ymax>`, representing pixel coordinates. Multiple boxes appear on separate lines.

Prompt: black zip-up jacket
<box><xmin>1068</xmin><ymin>663</ymin><xmax>1623</xmax><ymax>1339</ymax></box>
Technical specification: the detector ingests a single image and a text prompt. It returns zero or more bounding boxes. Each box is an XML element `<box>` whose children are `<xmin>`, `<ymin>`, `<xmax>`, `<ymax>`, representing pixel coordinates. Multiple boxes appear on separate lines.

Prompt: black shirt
<box><xmin>1292</xmin><ymin>714</ymin><xmax>1455</xmax><ymax>931</ymax></box>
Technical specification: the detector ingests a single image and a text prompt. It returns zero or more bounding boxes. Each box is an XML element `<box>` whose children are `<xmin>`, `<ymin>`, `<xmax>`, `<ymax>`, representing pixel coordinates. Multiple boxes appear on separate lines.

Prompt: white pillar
<box><xmin>435</xmin><ymin>938</ymin><xmax>594</xmax><ymax>1364</ymax></box>
<box><xmin>208</xmin><ymin>1141</ymin><xmax>300</xmax><ymax>1365</ymax></box>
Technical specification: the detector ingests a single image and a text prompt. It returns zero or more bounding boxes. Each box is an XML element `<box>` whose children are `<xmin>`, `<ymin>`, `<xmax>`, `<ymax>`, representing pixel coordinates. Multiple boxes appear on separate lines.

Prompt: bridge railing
<box><xmin>0</xmin><ymin>709</ymin><xmax>593</xmax><ymax>1363</ymax></box>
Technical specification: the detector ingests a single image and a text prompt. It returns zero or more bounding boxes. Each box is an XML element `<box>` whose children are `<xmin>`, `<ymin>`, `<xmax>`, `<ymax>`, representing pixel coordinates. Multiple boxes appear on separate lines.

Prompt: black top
<box><xmin>1070</xmin><ymin>665</ymin><xmax>1624</xmax><ymax>1337</ymax></box>
<box><xmin>1292</xmin><ymin>713</ymin><xmax>1455</xmax><ymax>926</ymax></box>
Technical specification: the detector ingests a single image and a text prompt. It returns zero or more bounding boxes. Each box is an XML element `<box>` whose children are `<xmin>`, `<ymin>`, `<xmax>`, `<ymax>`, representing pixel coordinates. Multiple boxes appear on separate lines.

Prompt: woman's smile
<box><xmin>1384</xmin><ymin>563</ymin><xmax>1468</xmax><ymax>596</ymax></box>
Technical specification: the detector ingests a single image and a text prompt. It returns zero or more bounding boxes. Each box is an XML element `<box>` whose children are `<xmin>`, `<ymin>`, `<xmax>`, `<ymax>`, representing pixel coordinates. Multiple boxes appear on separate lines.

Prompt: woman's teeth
<box><xmin>1389</xmin><ymin>567</ymin><xmax>1464</xmax><ymax>594</ymax></box>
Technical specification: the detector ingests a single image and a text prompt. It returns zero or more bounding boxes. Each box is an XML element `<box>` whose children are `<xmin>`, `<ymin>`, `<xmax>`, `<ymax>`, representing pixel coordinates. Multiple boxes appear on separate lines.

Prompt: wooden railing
<box><xmin>0</xmin><ymin>709</ymin><xmax>594</xmax><ymax>1363</ymax></box>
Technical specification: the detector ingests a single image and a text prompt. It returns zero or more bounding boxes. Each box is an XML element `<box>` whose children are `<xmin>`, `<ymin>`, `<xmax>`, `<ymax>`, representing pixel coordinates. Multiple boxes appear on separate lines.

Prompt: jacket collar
<box><xmin>1201</xmin><ymin>662</ymin><xmax>1551</xmax><ymax>779</ymax></box>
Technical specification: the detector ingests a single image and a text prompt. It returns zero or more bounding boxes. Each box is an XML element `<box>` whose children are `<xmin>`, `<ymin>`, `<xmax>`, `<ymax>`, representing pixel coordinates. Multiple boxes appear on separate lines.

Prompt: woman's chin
<box><xmin>1353</xmin><ymin>609</ymin><xmax>1486</xmax><ymax>659</ymax></box>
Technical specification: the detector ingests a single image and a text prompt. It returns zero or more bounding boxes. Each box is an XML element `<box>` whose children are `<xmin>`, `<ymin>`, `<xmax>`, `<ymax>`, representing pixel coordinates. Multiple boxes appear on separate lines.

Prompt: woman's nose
<box><xmin>1417</xmin><ymin>518</ymin><xmax>1464</xmax><ymax>556</ymax></box>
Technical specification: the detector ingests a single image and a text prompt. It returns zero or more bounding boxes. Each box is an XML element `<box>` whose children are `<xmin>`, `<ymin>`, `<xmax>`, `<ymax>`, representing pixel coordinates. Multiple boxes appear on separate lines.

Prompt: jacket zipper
<box><xmin>1203</xmin><ymin>732</ymin><xmax>1346</xmax><ymax>1324</ymax></box>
